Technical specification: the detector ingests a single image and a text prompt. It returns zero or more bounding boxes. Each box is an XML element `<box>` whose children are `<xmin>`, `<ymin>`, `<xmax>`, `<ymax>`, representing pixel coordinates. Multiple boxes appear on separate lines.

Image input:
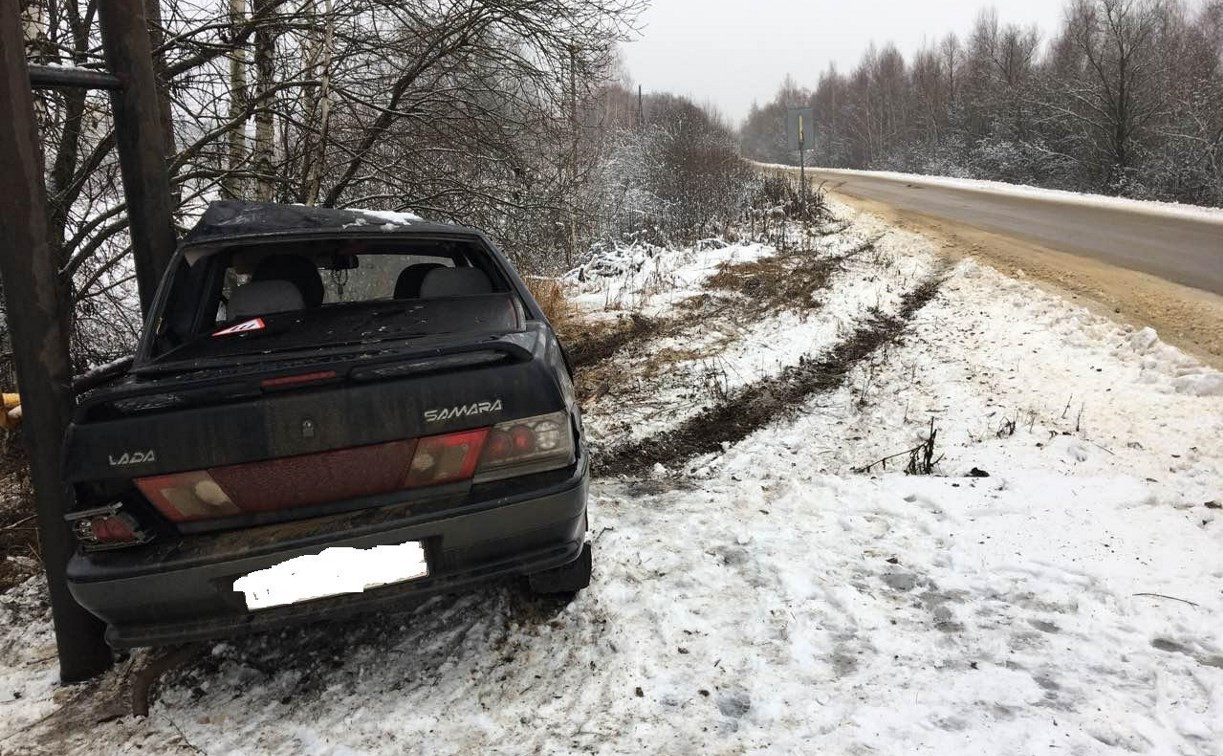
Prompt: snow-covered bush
<box><xmin>591</xmin><ymin>95</ymin><xmax>756</xmax><ymax>248</ymax></box>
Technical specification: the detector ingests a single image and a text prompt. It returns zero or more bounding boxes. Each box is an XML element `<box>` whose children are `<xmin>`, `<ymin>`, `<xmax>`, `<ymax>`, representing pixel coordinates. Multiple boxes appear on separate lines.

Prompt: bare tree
<box><xmin>7</xmin><ymin>0</ymin><xmax>645</xmax><ymax>370</ymax></box>
<box><xmin>1057</xmin><ymin>0</ymin><xmax>1168</xmax><ymax>189</ymax></box>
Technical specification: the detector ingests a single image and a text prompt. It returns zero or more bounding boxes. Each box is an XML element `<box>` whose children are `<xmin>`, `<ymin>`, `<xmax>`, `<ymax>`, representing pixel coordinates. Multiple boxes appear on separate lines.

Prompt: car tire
<box><xmin>528</xmin><ymin>542</ymin><xmax>592</xmax><ymax>595</ymax></box>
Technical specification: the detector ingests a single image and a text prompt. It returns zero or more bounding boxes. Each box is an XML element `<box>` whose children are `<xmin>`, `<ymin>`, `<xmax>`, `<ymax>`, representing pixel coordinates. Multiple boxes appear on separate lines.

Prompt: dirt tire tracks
<box><xmin>562</xmin><ymin>235</ymin><xmax>881</xmax><ymax>380</ymax></box>
<box><xmin>594</xmin><ymin>275</ymin><xmax>944</xmax><ymax>477</ymax></box>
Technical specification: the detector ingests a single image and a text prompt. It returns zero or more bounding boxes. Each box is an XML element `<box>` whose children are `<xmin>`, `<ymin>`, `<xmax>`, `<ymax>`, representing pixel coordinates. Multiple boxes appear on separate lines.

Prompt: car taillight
<box><xmin>135</xmin><ymin>470</ymin><xmax>243</xmax><ymax>521</ymax></box>
<box><xmin>65</xmin><ymin>504</ymin><xmax>152</xmax><ymax>550</ymax></box>
<box><xmin>404</xmin><ymin>428</ymin><xmax>488</xmax><ymax>487</ymax></box>
<box><xmin>474</xmin><ymin>411</ymin><xmax>574</xmax><ymax>483</ymax></box>
<box><xmin>130</xmin><ymin>413</ymin><xmax>576</xmax><ymax>523</ymax></box>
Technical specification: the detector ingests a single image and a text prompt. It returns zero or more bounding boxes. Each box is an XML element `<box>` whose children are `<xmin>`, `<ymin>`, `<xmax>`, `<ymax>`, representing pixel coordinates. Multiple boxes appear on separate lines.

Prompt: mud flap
<box><xmin>528</xmin><ymin>541</ymin><xmax>592</xmax><ymax>595</ymax></box>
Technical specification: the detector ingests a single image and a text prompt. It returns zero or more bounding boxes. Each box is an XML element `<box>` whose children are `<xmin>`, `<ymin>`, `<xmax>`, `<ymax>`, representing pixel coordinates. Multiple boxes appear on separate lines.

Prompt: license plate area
<box><xmin>234</xmin><ymin>541</ymin><xmax>429</xmax><ymax>611</ymax></box>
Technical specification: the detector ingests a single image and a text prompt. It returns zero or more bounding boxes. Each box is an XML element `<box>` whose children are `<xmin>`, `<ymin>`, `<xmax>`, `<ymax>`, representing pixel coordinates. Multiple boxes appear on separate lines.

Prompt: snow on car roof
<box><xmin>180</xmin><ymin>200</ymin><xmax>468</xmax><ymax>248</ymax></box>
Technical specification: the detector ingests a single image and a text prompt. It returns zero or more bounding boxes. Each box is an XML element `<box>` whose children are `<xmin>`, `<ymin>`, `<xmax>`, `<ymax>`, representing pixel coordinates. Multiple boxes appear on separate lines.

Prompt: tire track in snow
<box><xmin>576</xmin><ymin>231</ymin><xmax>933</xmax><ymax>450</ymax></box>
<box><xmin>595</xmin><ymin>275</ymin><xmax>944</xmax><ymax>477</ymax></box>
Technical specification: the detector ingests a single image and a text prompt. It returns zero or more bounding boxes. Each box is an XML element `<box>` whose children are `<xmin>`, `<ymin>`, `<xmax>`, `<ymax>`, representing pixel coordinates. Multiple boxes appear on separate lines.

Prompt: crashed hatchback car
<box><xmin>62</xmin><ymin>201</ymin><xmax>590</xmax><ymax>647</ymax></box>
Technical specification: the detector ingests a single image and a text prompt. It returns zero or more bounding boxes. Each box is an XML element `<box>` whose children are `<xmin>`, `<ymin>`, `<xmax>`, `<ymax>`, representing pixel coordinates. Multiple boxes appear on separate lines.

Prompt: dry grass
<box><xmin>561</xmin><ymin>312</ymin><xmax>660</xmax><ymax>370</ymax></box>
<box><xmin>525</xmin><ymin>276</ymin><xmax>574</xmax><ymax>327</ymax></box>
<box><xmin>703</xmin><ymin>251</ymin><xmax>839</xmax><ymax>313</ymax></box>
<box><xmin>700</xmin><ymin>235</ymin><xmax>883</xmax><ymax>316</ymax></box>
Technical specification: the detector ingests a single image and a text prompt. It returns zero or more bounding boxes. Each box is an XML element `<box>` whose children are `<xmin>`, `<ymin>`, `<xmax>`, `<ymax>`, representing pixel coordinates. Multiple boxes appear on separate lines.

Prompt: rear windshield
<box><xmin>143</xmin><ymin>236</ymin><xmax>522</xmax><ymax>368</ymax></box>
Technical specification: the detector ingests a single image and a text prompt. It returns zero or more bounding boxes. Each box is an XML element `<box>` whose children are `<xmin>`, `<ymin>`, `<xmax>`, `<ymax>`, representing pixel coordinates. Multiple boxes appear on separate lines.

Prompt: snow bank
<box><xmin>1122</xmin><ymin>327</ymin><xmax>1223</xmax><ymax>397</ymax></box>
<box><xmin>564</xmin><ymin>240</ymin><xmax>774</xmax><ymax>317</ymax></box>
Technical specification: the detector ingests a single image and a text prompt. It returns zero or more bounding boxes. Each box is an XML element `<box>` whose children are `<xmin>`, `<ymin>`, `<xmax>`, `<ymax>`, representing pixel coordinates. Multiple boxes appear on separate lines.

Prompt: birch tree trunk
<box><xmin>223</xmin><ymin>0</ymin><xmax>247</xmax><ymax>199</ymax></box>
<box><xmin>252</xmin><ymin>0</ymin><xmax>276</xmax><ymax>201</ymax></box>
<box><xmin>302</xmin><ymin>0</ymin><xmax>334</xmax><ymax>207</ymax></box>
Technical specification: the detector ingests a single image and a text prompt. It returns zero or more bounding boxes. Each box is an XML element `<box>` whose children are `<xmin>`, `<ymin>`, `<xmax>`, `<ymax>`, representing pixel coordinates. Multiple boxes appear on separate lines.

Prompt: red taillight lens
<box><xmin>209</xmin><ymin>441</ymin><xmax>417</xmax><ymax>513</ymax></box>
<box><xmin>131</xmin><ymin>414</ymin><xmax>573</xmax><ymax>524</ymax></box>
<box><xmin>485</xmin><ymin>429</ymin><xmax>513</xmax><ymax>459</ymax></box>
<box><xmin>404</xmin><ymin>428</ymin><xmax>489</xmax><ymax>488</ymax></box>
<box><xmin>136</xmin><ymin>441</ymin><xmax>418</xmax><ymax>522</ymax></box>
<box><xmin>510</xmin><ymin>425</ymin><xmax>536</xmax><ymax>454</ymax></box>
<box><xmin>136</xmin><ymin>470</ymin><xmax>243</xmax><ymax>522</ymax></box>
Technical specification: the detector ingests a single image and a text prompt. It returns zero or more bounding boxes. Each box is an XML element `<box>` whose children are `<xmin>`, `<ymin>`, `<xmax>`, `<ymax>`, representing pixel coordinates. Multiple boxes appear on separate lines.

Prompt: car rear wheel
<box><xmin>528</xmin><ymin>542</ymin><xmax>592</xmax><ymax>595</ymax></box>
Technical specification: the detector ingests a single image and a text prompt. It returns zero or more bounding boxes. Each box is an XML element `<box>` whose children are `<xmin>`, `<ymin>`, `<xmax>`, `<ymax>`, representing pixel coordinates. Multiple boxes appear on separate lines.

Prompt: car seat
<box><xmin>419</xmin><ymin>267</ymin><xmax>494</xmax><ymax>298</ymax></box>
<box><xmin>394</xmin><ymin>263</ymin><xmax>445</xmax><ymax>299</ymax></box>
<box><xmin>228</xmin><ymin>280</ymin><xmax>305</xmax><ymax>321</ymax></box>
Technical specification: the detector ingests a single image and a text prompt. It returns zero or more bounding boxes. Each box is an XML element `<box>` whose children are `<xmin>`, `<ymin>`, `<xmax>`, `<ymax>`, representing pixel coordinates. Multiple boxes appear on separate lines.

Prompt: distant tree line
<box><xmin>741</xmin><ymin>0</ymin><xmax>1223</xmax><ymax>207</ymax></box>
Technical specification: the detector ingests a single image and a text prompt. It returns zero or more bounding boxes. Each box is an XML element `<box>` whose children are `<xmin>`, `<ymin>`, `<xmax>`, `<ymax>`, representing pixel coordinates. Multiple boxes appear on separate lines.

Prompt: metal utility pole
<box><xmin>97</xmin><ymin>0</ymin><xmax>178</xmax><ymax>316</ymax></box>
<box><xmin>0</xmin><ymin>0</ymin><xmax>112</xmax><ymax>683</ymax></box>
<box><xmin>787</xmin><ymin>107</ymin><xmax>814</xmax><ymax>216</ymax></box>
<box><xmin>798</xmin><ymin>113</ymin><xmax>806</xmax><ymax>213</ymax></box>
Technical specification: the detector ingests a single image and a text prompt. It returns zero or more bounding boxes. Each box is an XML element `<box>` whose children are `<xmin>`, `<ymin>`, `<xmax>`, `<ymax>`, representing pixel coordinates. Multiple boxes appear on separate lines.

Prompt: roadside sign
<box><xmin>786</xmin><ymin>107</ymin><xmax>814</xmax><ymax>151</ymax></box>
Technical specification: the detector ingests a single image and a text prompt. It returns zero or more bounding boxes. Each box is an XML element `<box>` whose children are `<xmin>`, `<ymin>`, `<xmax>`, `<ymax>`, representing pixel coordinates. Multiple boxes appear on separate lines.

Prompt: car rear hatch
<box><xmin>64</xmin><ymin>321</ymin><xmax>578</xmax><ymax>544</ymax></box>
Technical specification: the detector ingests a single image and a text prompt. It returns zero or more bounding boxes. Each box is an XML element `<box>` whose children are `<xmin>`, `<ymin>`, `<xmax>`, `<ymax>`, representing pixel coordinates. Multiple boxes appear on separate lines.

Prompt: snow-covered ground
<box><xmin>565</xmin><ymin>239</ymin><xmax>776</xmax><ymax>317</ymax></box>
<box><xmin>568</xmin><ymin>228</ymin><xmax>936</xmax><ymax>447</ymax></box>
<box><xmin>1</xmin><ymin>200</ymin><xmax>1220</xmax><ymax>755</ymax></box>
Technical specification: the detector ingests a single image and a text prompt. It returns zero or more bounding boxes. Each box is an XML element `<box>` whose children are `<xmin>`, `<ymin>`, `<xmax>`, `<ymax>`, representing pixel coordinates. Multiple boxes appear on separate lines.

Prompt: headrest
<box><xmin>419</xmin><ymin>267</ymin><xmax>494</xmax><ymax>298</ymax></box>
<box><xmin>228</xmin><ymin>280</ymin><xmax>305</xmax><ymax>321</ymax></box>
<box><xmin>252</xmin><ymin>254</ymin><xmax>324</xmax><ymax>307</ymax></box>
<box><xmin>394</xmin><ymin>263</ymin><xmax>445</xmax><ymax>299</ymax></box>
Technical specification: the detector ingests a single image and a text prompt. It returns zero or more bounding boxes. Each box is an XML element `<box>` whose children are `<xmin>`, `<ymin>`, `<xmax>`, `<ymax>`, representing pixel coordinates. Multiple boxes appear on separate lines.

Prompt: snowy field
<box><xmin>1</xmin><ymin>200</ymin><xmax>1221</xmax><ymax>755</ymax></box>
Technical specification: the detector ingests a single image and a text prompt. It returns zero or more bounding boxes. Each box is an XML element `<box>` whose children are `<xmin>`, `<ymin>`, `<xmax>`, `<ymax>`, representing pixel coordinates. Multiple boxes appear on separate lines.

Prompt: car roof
<box><xmin>180</xmin><ymin>200</ymin><xmax>479</xmax><ymax>249</ymax></box>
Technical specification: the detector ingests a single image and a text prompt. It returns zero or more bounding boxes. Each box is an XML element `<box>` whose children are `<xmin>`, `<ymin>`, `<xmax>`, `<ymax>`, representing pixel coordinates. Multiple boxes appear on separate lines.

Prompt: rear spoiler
<box><xmin>74</xmin><ymin>332</ymin><xmax>538</xmax><ymax>419</ymax></box>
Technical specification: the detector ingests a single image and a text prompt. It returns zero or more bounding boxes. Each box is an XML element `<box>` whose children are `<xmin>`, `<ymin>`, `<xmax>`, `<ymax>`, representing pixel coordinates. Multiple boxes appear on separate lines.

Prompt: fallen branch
<box><xmin>1</xmin><ymin>514</ymin><xmax>35</xmax><ymax>530</ymax></box>
<box><xmin>1132</xmin><ymin>592</ymin><xmax>1200</xmax><ymax>608</ymax></box>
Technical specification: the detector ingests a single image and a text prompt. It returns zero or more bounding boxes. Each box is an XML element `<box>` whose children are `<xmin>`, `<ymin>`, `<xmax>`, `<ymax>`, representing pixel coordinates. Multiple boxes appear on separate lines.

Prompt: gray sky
<box><xmin>621</xmin><ymin>0</ymin><xmax>1070</xmax><ymax>124</ymax></box>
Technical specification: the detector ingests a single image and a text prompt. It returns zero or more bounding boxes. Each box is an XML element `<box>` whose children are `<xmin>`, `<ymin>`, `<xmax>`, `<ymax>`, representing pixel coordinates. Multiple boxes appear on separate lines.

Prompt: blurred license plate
<box><xmin>234</xmin><ymin>541</ymin><xmax>428</xmax><ymax>611</ymax></box>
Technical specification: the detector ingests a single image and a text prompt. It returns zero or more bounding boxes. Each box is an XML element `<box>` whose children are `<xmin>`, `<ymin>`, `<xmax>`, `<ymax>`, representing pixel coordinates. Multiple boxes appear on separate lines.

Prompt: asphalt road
<box><xmin>804</xmin><ymin>169</ymin><xmax>1223</xmax><ymax>295</ymax></box>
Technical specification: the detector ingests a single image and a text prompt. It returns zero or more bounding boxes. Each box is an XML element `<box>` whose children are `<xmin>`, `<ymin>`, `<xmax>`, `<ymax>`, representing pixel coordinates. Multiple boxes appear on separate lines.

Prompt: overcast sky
<box><xmin>621</xmin><ymin>0</ymin><xmax>1070</xmax><ymax>124</ymax></box>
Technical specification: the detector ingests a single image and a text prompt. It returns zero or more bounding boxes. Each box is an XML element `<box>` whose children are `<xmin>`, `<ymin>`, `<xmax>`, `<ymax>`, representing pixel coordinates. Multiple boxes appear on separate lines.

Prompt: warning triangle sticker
<box><xmin>213</xmin><ymin>318</ymin><xmax>266</xmax><ymax>337</ymax></box>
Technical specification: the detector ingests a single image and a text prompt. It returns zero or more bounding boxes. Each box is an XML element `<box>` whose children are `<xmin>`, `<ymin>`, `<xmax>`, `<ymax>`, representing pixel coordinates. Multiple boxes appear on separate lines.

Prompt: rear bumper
<box><xmin>66</xmin><ymin>460</ymin><xmax>588</xmax><ymax>648</ymax></box>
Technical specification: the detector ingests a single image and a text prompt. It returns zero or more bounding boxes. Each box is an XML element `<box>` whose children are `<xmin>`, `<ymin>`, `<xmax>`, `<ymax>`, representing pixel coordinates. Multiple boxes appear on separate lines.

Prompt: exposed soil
<box><xmin>700</xmin><ymin>238</ymin><xmax>877</xmax><ymax>315</ymax></box>
<box><xmin>559</xmin><ymin>313</ymin><xmax>662</xmax><ymax>370</ymax></box>
<box><xmin>561</xmin><ymin>236</ymin><xmax>877</xmax><ymax>407</ymax></box>
<box><xmin>595</xmin><ymin>276</ymin><xmax>944</xmax><ymax>477</ymax></box>
<box><xmin>827</xmin><ymin>190</ymin><xmax>1223</xmax><ymax>370</ymax></box>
